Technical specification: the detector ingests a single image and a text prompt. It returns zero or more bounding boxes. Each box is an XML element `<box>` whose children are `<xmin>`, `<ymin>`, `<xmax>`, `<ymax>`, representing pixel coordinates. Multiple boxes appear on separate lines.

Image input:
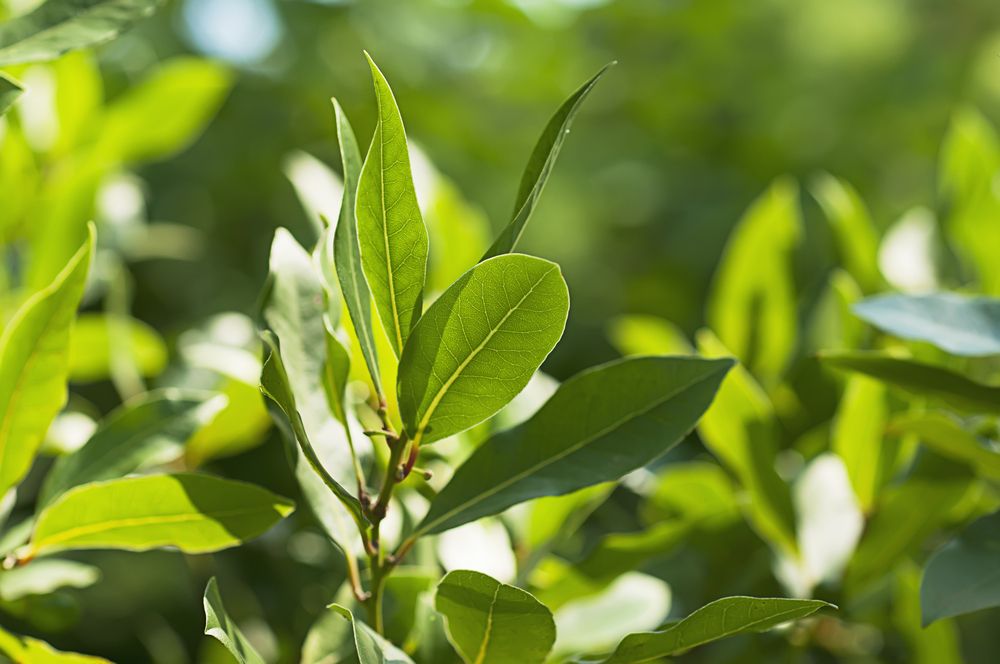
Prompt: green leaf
<box><xmin>326</xmin><ymin>603</ymin><xmax>415</xmax><ymax>664</ymax></box>
<box><xmin>0</xmin><ymin>71</ymin><xmax>22</xmax><ymax>116</ymax></box>
<box><xmin>0</xmin><ymin>625</ymin><xmax>108</xmax><ymax>662</ymax></box>
<box><xmin>435</xmin><ymin>570</ymin><xmax>555</xmax><ymax>664</ymax></box>
<box><xmin>95</xmin><ymin>57</ymin><xmax>231</xmax><ymax>163</ymax></box>
<box><xmin>415</xmin><ymin>356</ymin><xmax>732</xmax><ymax>536</ymax></box>
<box><xmin>0</xmin><ymin>224</ymin><xmax>93</xmax><ymax>498</ymax></box>
<box><xmin>0</xmin><ymin>559</ymin><xmax>99</xmax><ymax>601</ymax></box>
<box><xmin>707</xmin><ymin>178</ymin><xmax>801</xmax><ymax>383</ymax></box>
<box><xmin>921</xmin><ymin>510</ymin><xmax>1000</xmax><ymax>625</ymax></box>
<box><xmin>832</xmin><ymin>375</ymin><xmax>892</xmax><ymax>511</ymax></box>
<box><xmin>811</xmin><ymin>173</ymin><xmax>882</xmax><ymax>293</ymax></box>
<box><xmin>330</xmin><ymin>98</ymin><xmax>382</xmax><ymax>397</ymax></box>
<box><xmin>356</xmin><ymin>53</ymin><xmax>428</xmax><ymax>357</ymax></box>
<box><xmin>68</xmin><ymin>313</ymin><xmax>168</xmax><ymax>382</ymax></box>
<box><xmin>38</xmin><ymin>389</ymin><xmax>226</xmax><ymax>507</ymax></box>
<box><xmin>819</xmin><ymin>351</ymin><xmax>1000</xmax><ymax>414</ymax></box>
<box><xmin>0</xmin><ymin>0</ymin><xmax>162</xmax><ymax>66</ymax></box>
<box><xmin>696</xmin><ymin>330</ymin><xmax>798</xmax><ymax>556</ymax></box>
<box><xmin>889</xmin><ymin>412</ymin><xmax>1000</xmax><ymax>480</ymax></box>
<box><xmin>607</xmin><ymin>315</ymin><xmax>692</xmax><ymax>357</ymax></box>
<box><xmin>23</xmin><ymin>473</ymin><xmax>293</xmax><ymax>559</ymax></box>
<box><xmin>854</xmin><ymin>292</ymin><xmax>1000</xmax><ymax>356</ymax></box>
<box><xmin>398</xmin><ymin>254</ymin><xmax>569</xmax><ymax>445</ymax></box>
<box><xmin>203</xmin><ymin>577</ymin><xmax>265</xmax><ymax>664</ymax></box>
<box><xmin>482</xmin><ymin>63</ymin><xmax>613</xmax><ymax>260</ymax></box>
<box><xmin>595</xmin><ymin>596</ymin><xmax>833</xmax><ymax>662</ymax></box>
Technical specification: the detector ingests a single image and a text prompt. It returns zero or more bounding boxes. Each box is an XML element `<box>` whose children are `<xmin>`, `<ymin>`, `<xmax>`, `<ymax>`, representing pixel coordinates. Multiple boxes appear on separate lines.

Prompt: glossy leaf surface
<box><xmin>203</xmin><ymin>577</ymin><xmax>265</xmax><ymax>664</ymax></box>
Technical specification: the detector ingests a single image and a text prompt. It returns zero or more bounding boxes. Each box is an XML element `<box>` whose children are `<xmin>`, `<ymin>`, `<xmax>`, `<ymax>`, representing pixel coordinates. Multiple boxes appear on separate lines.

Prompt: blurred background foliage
<box><xmin>4</xmin><ymin>0</ymin><xmax>1000</xmax><ymax>662</ymax></box>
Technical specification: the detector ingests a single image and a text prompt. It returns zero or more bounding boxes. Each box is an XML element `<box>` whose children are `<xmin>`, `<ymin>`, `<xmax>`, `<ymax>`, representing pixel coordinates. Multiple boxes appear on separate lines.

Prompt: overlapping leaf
<box><xmin>922</xmin><ymin>511</ymin><xmax>1000</xmax><ymax>625</ymax></box>
<box><xmin>203</xmin><ymin>577</ymin><xmax>265</xmax><ymax>664</ymax></box>
<box><xmin>0</xmin><ymin>72</ymin><xmax>22</xmax><ymax>116</ymax></box>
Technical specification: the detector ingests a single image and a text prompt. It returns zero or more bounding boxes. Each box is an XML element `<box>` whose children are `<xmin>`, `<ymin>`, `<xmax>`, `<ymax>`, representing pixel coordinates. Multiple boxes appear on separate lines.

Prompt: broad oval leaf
<box><xmin>0</xmin><ymin>224</ymin><xmax>93</xmax><ymax>498</ymax></box>
<box><xmin>596</xmin><ymin>596</ymin><xmax>833</xmax><ymax>662</ymax></box>
<box><xmin>921</xmin><ymin>511</ymin><xmax>1000</xmax><ymax>625</ymax></box>
<box><xmin>38</xmin><ymin>389</ymin><xmax>226</xmax><ymax>507</ymax></box>
<box><xmin>854</xmin><ymin>292</ymin><xmax>1000</xmax><ymax>356</ymax></box>
<box><xmin>0</xmin><ymin>0</ymin><xmax>163</xmax><ymax>66</ymax></box>
<box><xmin>325</xmin><ymin>603</ymin><xmax>415</xmax><ymax>664</ymax></box>
<box><xmin>356</xmin><ymin>53</ymin><xmax>428</xmax><ymax>357</ymax></box>
<box><xmin>436</xmin><ymin>570</ymin><xmax>555</xmax><ymax>664</ymax></box>
<box><xmin>330</xmin><ymin>98</ymin><xmax>382</xmax><ymax>397</ymax></box>
<box><xmin>482</xmin><ymin>63</ymin><xmax>613</xmax><ymax>260</ymax></box>
<box><xmin>398</xmin><ymin>254</ymin><xmax>569</xmax><ymax>445</ymax></box>
<box><xmin>204</xmin><ymin>577</ymin><xmax>265</xmax><ymax>664</ymax></box>
<box><xmin>415</xmin><ymin>356</ymin><xmax>732</xmax><ymax>536</ymax></box>
<box><xmin>22</xmin><ymin>473</ymin><xmax>293</xmax><ymax>559</ymax></box>
<box><xmin>0</xmin><ymin>71</ymin><xmax>22</xmax><ymax>116</ymax></box>
<box><xmin>819</xmin><ymin>351</ymin><xmax>1000</xmax><ymax>415</ymax></box>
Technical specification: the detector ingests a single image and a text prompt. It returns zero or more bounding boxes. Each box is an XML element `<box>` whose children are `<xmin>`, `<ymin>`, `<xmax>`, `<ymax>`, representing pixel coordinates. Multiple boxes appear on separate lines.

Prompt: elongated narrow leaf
<box><xmin>831</xmin><ymin>375</ymin><xmax>892</xmax><ymax>512</ymax></box>
<box><xmin>204</xmin><ymin>577</ymin><xmax>265</xmax><ymax>664</ymax></box>
<box><xmin>811</xmin><ymin>173</ymin><xmax>882</xmax><ymax>293</ymax></box>
<box><xmin>398</xmin><ymin>254</ymin><xmax>569</xmax><ymax>445</ymax></box>
<box><xmin>0</xmin><ymin>72</ymin><xmax>22</xmax><ymax>116</ymax></box>
<box><xmin>854</xmin><ymin>292</ymin><xmax>1000</xmax><ymax>356</ymax></box>
<box><xmin>0</xmin><ymin>559</ymin><xmax>99</xmax><ymax>601</ymax></box>
<box><xmin>696</xmin><ymin>330</ymin><xmax>798</xmax><ymax>556</ymax></box>
<box><xmin>0</xmin><ymin>224</ymin><xmax>94</xmax><ymax>498</ymax></box>
<box><xmin>708</xmin><ymin>179</ymin><xmax>800</xmax><ymax>383</ymax></box>
<box><xmin>436</xmin><ymin>570</ymin><xmax>555</xmax><ymax>664</ymax></box>
<box><xmin>326</xmin><ymin>604</ymin><xmax>415</xmax><ymax>664</ymax></box>
<box><xmin>38</xmin><ymin>389</ymin><xmax>226</xmax><ymax>507</ymax></box>
<box><xmin>416</xmin><ymin>356</ymin><xmax>732</xmax><ymax>536</ymax></box>
<box><xmin>819</xmin><ymin>351</ymin><xmax>1000</xmax><ymax>414</ymax></box>
<box><xmin>356</xmin><ymin>53</ymin><xmax>428</xmax><ymax>357</ymax></box>
<box><xmin>260</xmin><ymin>334</ymin><xmax>366</xmax><ymax>528</ymax></box>
<box><xmin>922</xmin><ymin>511</ymin><xmax>1000</xmax><ymax>625</ymax></box>
<box><xmin>596</xmin><ymin>596</ymin><xmax>833</xmax><ymax>662</ymax></box>
<box><xmin>331</xmin><ymin>99</ymin><xmax>382</xmax><ymax>396</ymax></box>
<box><xmin>23</xmin><ymin>473</ymin><xmax>293</xmax><ymax>559</ymax></box>
<box><xmin>889</xmin><ymin>412</ymin><xmax>1000</xmax><ymax>480</ymax></box>
<box><xmin>0</xmin><ymin>0</ymin><xmax>163</xmax><ymax>66</ymax></box>
<box><xmin>0</xmin><ymin>626</ymin><xmax>108</xmax><ymax>663</ymax></box>
<box><xmin>482</xmin><ymin>63</ymin><xmax>613</xmax><ymax>260</ymax></box>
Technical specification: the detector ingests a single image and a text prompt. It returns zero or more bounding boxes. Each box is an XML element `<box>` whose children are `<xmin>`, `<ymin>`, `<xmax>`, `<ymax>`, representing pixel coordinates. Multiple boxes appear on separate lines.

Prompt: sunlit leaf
<box><xmin>0</xmin><ymin>71</ymin><xmax>22</xmax><ymax>116</ymax></box>
<box><xmin>894</xmin><ymin>563</ymin><xmax>964</xmax><ymax>664</ymax></box>
<box><xmin>356</xmin><ymin>53</ymin><xmax>428</xmax><ymax>357</ymax></box>
<box><xmin>854</xmin><ymin>292</ymin><xmax>1000</xmax><ymax>356</ymax></box>
<box><xmin>811</xmin><ymin>173</ymin><xmax>882</xmax><ymax>293</ymax></box>
<box><xmin>330</xmin><ymin>98</ymin><xmax>382</xmax><ymax>396</ymax></box>
<box><xmin>0</xmin><ymin>0</ymin><xmax>163</xmax><ymax>66</ymax></box>
<box><xmin>398</xmin><ymin>254</ymin><xmax>569</xmax><ymax>445</ymax></box>
<box><xmin>593</xmin><ymin>596</ymin><xmax>833</xmax><ymax>662</ymax></box>
<box><xmin>707</xmin><ymin>178</ymin><xmax>801</xmax><ymax>383</ymax></box>
<box><xmin>921</xmin><ymin>510</ymin><xmax>1000</xmax><ymax>625</ymax></box>
<box><xmin>482</xmin><ymin>63</ymin><xmax>613</xmax><ymax>260</ymax></box>
<box><xmin>38</xmin><ymin>389</ymin><xmax>226</xmax><ymax>507</ymax></box>
<box><xmin>203</xmin><ymin>577</ymin><xmax>265</xmax><ymax>664</ymax></box>
<box><xmin>0</xmin><ymin>224</ymin><xmax>93</xmax><ymax>498</ymax></box>
<box><xmin>832</xmin><ymin>375</ymin><xmax>892</xmax><ymax>511</ymax></box>
<box><xmin>326</xmin><ymin>603</ymin><xmax>415</xmax><ymax>664</ymax></box>
<box><xmin>819</xmin><ymin>351</ymin><xmax>1000</xmax><ymax>415</ymax></box>
<box><xmin>416</xmin><ymin>356</ymin><xmax>732</xmax><ymax>536</ymax></box>
<box><xmin>0</xmin><ymin>625</ymin><xmax>108</xmax><ymax>662</ymax></box>
<box><xmin>607</xmin><ymin>315</ymin><xmax>691</xmax><ymax>356</ymax></box>
<box><xmin>0</xmin><ymin>559</ymin><xmax>99</xmax><ymax>601</ymax></box>
<box><xmin>23</xmin><ymin>473</ymin><xmax>293</xmax><ymax>559</ymax></box>
<box><xmin>68</xmin><ymin>313</ymin><xmax>168</xmax><ymax>382</ymax></box>
<box><xmin>436</xmin><ymin>570</ymin><xmax>555</xmax><ymax>664</ymax></box>
<box><xmin>889</xmin><ymin>412</ymin><xmax>1000</xmax><ymax>480</ymax></box>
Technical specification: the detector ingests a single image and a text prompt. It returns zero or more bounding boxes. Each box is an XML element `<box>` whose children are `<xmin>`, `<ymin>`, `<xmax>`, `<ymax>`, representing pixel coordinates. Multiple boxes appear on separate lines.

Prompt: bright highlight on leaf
<box><xmin>398</xmin><ymin>253</ymin><xmax>569</xmax><ymax>445</ymax></box>
<box><xmin>436</xmin><ymin>570</ymin><xmax>556</xmax><ymax>664</ymax></box>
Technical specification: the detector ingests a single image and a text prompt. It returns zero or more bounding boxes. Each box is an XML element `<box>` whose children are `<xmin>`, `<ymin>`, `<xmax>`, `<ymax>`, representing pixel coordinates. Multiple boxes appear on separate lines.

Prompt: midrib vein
<box><xmin>473</xmin><ymin>584</ymin><xmax>502</xmax><ymax>664</ymax></box>
<box><xmin>35</xmin><ymin>506</ymin><xmax>266</xmax><ymax>550</ymax></box>
<box><xmin>418</xmin><ymin>367</ymin><xmax>719</xmax><ymax>535</ymax></box>
<box><xmin>414</xmin><ymin>266</ymin><xmax>556</xmax><ymax>443</ymax></box>
<box><xmin>376</xmin><ymin>93</ymin><xmax>404</xmax><ymax>351</ymax></box>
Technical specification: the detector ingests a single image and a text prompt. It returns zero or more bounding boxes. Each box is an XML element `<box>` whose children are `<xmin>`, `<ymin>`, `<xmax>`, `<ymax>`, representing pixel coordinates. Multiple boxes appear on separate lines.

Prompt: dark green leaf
<box><xmin>922</xmin><ymin>511</ymin><xmax>1000</xmax><ymax>625</ymax></box>
<box><xmin>415</xmin><ymin>356</ymin><xmax>732</xmax><ymax>536</ymax></box>
<box><xmin>854</xmin><ymin>292</ymin><xmax>1000</xmax><ymax>356</ymax></box>
<box><xmin>398</xmin><ymin>254</ymin><xmax>569</xmax><ymax>445</ymax></box>
<box><xmin>435</xmin><ymin>570</ymin><xmax>555</xmax><ymax>664</ymax></box>
<box><xmin>356</xmin><ymin>53</ymin><xmax>428</xmax><ymax>357</ymax></box>
<box><xmin>38</xmin><ymin>389</ymin><xmax>225</xmax><ymax>507</ymax></box>
<box><xmin>203</xmin><ymin>577</ymin><xmax>265</xmax><ymax>664</ymax></box>
<box><xmin>482</xmin><ymin>63</ymin><xmax>613</xmax><ymax>260</ymax></box>
<box><xmin>596</xmin><ymin>596</ymin><xmax>833</xmax><ymax>662</ymax></box>
<box><xmin>0</xmin><ymin>0</ymin><xmax>163</xmax><ymax>66</ymax></box>
<box><xmin>819</xmin><ymin>351</ymin><xmax>1000</xmax><ymax>414</ymax></box>
<box><xmin>0</xmin><ymin>72</ymin><xmax>22</xmax><ymax>116</ymax></box>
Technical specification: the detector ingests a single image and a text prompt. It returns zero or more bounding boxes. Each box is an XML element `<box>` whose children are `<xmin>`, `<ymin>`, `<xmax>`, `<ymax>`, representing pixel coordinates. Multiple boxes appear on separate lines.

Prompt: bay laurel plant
<box><xmin>230</xmin><ymin>53</ymin><xmax>835</xmax><ymax>663</ymax></box>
